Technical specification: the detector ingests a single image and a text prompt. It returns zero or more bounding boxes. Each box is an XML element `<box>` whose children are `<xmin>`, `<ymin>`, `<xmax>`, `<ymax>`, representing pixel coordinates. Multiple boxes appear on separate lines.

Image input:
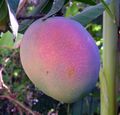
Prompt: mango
<box><xmin>20</xmin><ymin>17</ymin><xmax>100</xmax><ymax>103</ymax></box>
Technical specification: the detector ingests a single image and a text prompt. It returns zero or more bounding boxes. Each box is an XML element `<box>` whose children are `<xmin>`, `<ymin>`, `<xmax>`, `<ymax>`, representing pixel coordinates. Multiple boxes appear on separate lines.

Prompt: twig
<box><xmin>17</xmin><ymin>14</ymin><xmax>45</xmax><ymax>20</ymax></box>
<box><xmin>17</xmin><ymin>11</ymin><xmax>63</xmax><ymax>21</ymax></box>
<box><xmin>0</xmin><ymin>95</ymin><xmax>41</xmax><ymax>115</ymax></box>
<box><xmin>0</xmin><ymin>67</ymin><xmax>10</xmax><ymax>92</ymax></box>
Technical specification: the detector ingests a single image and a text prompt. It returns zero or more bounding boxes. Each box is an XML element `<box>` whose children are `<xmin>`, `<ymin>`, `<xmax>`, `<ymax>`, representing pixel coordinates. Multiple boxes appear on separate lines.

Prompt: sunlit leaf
<box><xmin>0</xmin><ymin>31</ymin><xmax>23</xmax><ymax>49</ymax></box>
<box><xmin>5</xmin><ymin>0</ymin><xmax>19</xmax><ymax>38</ymax></box>
<box><xmin>65</xmin><ymin>2</ymin><xmax>79</xmax><ymax>17</ymax></box>
<box><xmin>0</xmin><ymin>32</ymin><xmax>13</xmax><ymax>49</ymax></box>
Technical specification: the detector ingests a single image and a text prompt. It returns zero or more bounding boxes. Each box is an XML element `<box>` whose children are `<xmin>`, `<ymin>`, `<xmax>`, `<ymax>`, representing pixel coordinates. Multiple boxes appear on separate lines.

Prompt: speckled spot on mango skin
<box><xmin>67</xmin><ymin>67</ymin><xmax>75</xmax><ymax>78</ymax></box>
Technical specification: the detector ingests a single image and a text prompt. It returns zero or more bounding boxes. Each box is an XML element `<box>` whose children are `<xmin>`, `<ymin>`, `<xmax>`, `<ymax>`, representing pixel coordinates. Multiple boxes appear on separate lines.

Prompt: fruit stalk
<box><xmin>100</xmin><ymin>0</ymin><xmax>118</xmax><ymax>115</ymax></box>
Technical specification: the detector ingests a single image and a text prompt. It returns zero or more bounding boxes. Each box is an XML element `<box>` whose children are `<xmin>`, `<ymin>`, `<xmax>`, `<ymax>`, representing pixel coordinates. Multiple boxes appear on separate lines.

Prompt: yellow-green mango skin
<box><xmin>20</xmin><ymin>17</ymin><xmax>100</xmax><ymax>103</ymax></box>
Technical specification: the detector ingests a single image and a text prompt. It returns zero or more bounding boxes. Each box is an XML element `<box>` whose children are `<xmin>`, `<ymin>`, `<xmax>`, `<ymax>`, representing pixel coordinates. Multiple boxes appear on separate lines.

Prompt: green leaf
<box><xmin>75</xmin><ymin>0</ymin><xmax>96</xmax><ymax>5</ymax></box>
<box><xmin>70</xmin><ymin>1</ymin><xmax>111</xmax><ymax>26</ymax></box>
<box><xmin>43</xmin><ymin>0</ymin><xmax>65</xmax><ymax>19</ymax></box>
<box><xmin>41</xmin><ymin>0</ymin><xmax>53</xmax><ymax>14</ymax></box>
<box><xmin>65</xmin><ymin>2</ymin><xmax>79</xmax><ymax>17</ymax></box>
<box><xmin>0</xmin><ymin>0</ymin><xmax>7</xmax><ymax>21</ymax></box>
<box><xmin>0</xmin><ymin>31</ymin><xmax>23</xmax><ymax>49</ymax></box>
<box><xmin>0</xmin><ymin>0</ymin><xmax>8</xmax><ymax>31</ymax></box>
<box><xmin>0</xmin><ymin>32</ymin><xmax>14</xmax><ymax>49</ymax></box>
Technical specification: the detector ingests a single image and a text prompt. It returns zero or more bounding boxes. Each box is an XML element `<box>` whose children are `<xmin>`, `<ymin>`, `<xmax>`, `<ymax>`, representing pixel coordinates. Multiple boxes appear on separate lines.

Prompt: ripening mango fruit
<box><xmin>20</xmin><ymin>17</ymin><xmax>100</xmax><ymax>103</ymax></box>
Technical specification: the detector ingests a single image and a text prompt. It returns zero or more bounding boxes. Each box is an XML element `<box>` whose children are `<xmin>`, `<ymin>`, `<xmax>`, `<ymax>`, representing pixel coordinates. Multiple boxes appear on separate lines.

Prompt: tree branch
<box><xmin>17</xmin><ymin>15</ymin><xmax>45</xmax><ymax>20</ymax></box>
<box><xmin>0</xmin><ymin>95</ymin><xmax>41</xmax><ymax>115</ymax></box>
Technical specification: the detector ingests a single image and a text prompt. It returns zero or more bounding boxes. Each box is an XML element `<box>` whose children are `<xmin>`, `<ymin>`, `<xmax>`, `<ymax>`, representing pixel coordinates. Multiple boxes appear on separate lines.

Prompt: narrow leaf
<box><xmin>7</xmin><ymin>0</ymin><xmax>19</xmax><ymax>13</ymax></box>
<box><xmin>70</xmin><ymin>1</ymin><xmax>111</xmax><ymax>26</ymax></box>
<box><xmin>75</xmin><ymin>0</ymin><xmax>96</xmax><ymax>5</ymax></box>
<box><xmin>0</xmin><ymin>0</ymin><xmax>8</xmax><ymax>31</ymax></box>
<box><xmin>43</xmin><ymin>0</ymin><xmax>65</xmax><ymax>19</ymax></box>
<box><xmin>5</xmin><ymin>0</ymin><xmax>19</xmax><ymax>38</ymax></box>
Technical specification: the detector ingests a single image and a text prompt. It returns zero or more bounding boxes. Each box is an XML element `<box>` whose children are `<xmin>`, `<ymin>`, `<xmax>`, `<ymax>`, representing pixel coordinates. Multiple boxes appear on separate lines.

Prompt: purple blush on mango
<box><xmin>20</xmin><ymin>17</ymin><xmax>100</xmax><ymax>103</ymax></box>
